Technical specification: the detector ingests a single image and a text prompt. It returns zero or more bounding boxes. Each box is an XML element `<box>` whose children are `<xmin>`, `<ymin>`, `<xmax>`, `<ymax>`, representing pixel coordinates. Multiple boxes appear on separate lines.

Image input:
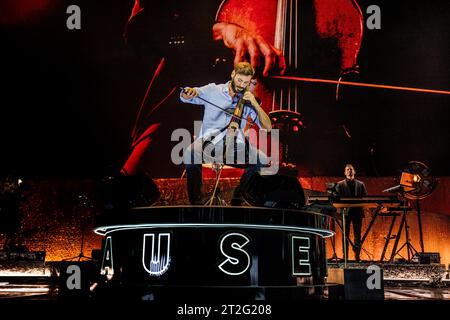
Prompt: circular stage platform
<box><xmin>93</xmin><ymin>205</ymin><xmax>337</xmax><ymax>300</ymax></box>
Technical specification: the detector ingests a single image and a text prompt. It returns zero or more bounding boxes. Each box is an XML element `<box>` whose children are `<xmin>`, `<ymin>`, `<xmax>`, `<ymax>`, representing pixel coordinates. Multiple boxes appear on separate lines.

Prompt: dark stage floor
<box><xmin>0</xmin><ymin>275</ymin><xmax>448</xmax><ymax>301</ymax></box>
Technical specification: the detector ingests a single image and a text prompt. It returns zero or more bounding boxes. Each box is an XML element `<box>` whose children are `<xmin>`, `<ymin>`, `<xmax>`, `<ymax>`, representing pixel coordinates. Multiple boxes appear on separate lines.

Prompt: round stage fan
<box><xmin>401</xmin><ymin>161</ymin><xmax>437</xmax><ymax>200</ymax></box>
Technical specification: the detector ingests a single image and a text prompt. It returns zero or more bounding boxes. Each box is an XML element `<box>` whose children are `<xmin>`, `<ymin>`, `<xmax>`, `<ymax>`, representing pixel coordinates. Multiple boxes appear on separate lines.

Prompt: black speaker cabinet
<box><xmin>242</xmin><ymin>173</ymin><xmax>305</xmax><ymax>209</ymax></box>
<box><xmin>101</xmin><ymin>173</ymin><xmax>160</xmax><ymax>209</ymax></box>
<box><xmin>327</xmin><ymin>268</ymin><xmax>384</xmax><ymax>300</ymax></box>
<box><xmin>412</xmin><ymin>252</ymin><xmax>441</xmax><ymax>264</ymax></box>
<box><xmin>58</xmin><ymin>261</ymin><xmax>95</xmax><ymax>300</ymax></box>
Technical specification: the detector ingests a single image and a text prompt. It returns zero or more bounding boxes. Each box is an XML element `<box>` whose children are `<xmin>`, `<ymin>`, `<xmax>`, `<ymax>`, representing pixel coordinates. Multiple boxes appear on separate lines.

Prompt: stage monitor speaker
<box><xmin>327</xmin><ymin>268</ymin><xmax>384</xmax><ymax>300</ymax></box>
<box><xmin>412</xmin><ymin>252</ymin><xmax>441</xmax><ymax>264</ymax></box>
<box><xmin>101</xmin><ymin>173</ymin><xmax>160</xmax><ymax>210</ymax></box>
<box><xmin>58</xmin><ymin>261</ymin><xmax>96</xmax><ymax>300</ymax></box>
<box><xmin>242</xmin><ymin>172</ymin><xmax>305</xmax><ymax>209</ymax></box>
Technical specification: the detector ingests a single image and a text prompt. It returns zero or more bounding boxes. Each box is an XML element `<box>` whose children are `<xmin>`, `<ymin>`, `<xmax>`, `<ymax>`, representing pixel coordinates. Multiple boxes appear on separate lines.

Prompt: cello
<box><xmin>215</xmin><ymin>0</ymin><xmax>364</xmax><ymax>166</ymax></box>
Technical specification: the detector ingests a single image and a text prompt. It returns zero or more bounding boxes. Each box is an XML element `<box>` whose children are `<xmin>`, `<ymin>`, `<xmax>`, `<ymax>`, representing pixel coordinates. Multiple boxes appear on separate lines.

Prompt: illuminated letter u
<box><xmin>142</xmin><ymin>233</ymin><xmax>171</xmax><ymax>276</ymax></box>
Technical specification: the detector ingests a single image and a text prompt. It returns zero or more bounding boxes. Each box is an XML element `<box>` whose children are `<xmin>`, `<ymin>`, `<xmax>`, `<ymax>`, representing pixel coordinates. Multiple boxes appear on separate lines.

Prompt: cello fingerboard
<box><xmin>272</xmin><ymin>0</ymin><xmax>299</xmax><ymax>113</ymax></box>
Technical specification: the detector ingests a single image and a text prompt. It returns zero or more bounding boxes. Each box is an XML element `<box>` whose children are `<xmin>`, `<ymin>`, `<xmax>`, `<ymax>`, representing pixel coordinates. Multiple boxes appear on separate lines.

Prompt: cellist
<box><xmin>180</xmin><ymin>62</ymin><xmax>272</xmax><ymax>205</ymax></box>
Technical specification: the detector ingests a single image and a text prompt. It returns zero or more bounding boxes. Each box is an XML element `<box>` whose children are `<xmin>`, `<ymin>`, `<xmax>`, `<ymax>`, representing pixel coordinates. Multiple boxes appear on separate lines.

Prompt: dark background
<box><xmin>0</xmin><ymin>0</ymin><xmax>448</xmax><ymax>179</ymax></box>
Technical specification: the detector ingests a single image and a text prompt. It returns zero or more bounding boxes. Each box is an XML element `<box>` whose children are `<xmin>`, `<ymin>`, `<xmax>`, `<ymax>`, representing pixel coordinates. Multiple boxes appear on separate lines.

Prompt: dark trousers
<box><xmin>184</xmin><ymin>137</ymin><xmax>262</xmax><ymax>204</ymax></box>
<box><xmin>342</xmin><ymin>210</ymin><xmax>363</xmax><ymax>260</ymax></box>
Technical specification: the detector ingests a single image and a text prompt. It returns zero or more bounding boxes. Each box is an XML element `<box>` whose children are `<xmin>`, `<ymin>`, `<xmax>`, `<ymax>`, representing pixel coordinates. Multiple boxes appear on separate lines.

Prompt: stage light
<box><xmin>402</xmin><ymin>161</ymin><xmax>437</xmax><ymax>200</ymax></box>
<box><xmin>385</xmin><ymin>161</ymin><xmax>438</xmax><ymax>259</ymax></box>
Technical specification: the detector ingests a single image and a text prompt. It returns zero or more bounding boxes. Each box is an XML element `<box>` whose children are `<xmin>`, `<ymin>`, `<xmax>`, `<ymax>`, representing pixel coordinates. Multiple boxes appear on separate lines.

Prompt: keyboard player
<box><xmin>336</xmin><ymin>164</ymin><xmax>368</xmax><ymax>262</ymax></box>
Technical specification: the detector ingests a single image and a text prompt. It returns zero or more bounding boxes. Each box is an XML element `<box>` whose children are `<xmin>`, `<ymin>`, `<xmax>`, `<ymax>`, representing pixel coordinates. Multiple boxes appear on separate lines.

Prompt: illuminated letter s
<box><xmin>218</xmin><ymin>233</ymin><xmax>251</xmax><ymax>276</ymax></box>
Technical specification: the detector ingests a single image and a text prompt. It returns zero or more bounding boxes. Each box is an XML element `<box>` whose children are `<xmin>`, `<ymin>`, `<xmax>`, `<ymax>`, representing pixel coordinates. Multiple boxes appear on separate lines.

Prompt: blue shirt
<box><xmin>180</xmin><ymin>82</ymin><xmax>261</xmax><ymax>140</ymax></box>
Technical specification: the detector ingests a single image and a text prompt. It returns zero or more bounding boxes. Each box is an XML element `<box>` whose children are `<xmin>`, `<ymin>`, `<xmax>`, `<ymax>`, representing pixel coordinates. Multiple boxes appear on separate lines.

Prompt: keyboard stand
<box><xmin>380</xmin><ymin>212</ymin><xmax>400</xmax><ymax>262</ymax></box>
